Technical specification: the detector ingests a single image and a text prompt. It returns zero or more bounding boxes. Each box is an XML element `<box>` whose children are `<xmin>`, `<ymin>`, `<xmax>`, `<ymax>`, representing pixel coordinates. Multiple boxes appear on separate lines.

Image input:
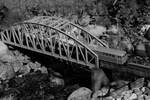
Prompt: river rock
<box><xmin>118</xmin><ymin>37</ymin><xmax>133</xmax><ymax>53</ymax></box>
<box><xmin>145</xmin><ymin>95</ymin><xmax>150</xmax><ymax>100</ymax></box>
<box><xmin>147</xmin><ymin>80</ymin><xmax>150</xmax><ymax>88</ymax></box>
<box><xmin>107</xmin><ymin>25</ymin><xmax>119</xmax><ymax>35</ymax></box>
<box><xmin>77</xmin><ymin>15</ymin><xmax>90</xmax><ymax>27</ymax></box>
<box><xmin>67</xmin><ymin>87</ymin><xmax>92</xmax><ymax>100</ymax></box>
<box><xmin>144</xmin><ymin>28</ymin><xmax>150</xmax><ymax>40</ymax></box>
<box><xmin>135</xmin><ymin>42</ymin><xmax>147</xmax><ymax>57</ymax></box>
<box><xmin>105</xmin><ymin>96</ymin><xmax>115</xmax><ymax>100</ymax></box>
<box><xmin>0</xmin><ymin>41</ymin><xmax>8</xmax><ymax>56</ymax></box>
<box><xmin>0</xmin><ymin>63</ymin><xmax>15</xmax><ymax>80</ymax></box>
<box><xmin>145</xmin><ymin>42</ymin><xmax>150</xmax><ymax>58</ymax></box>
<box><xmin>133</xmin><ymin>88</ymin><xmax>143</xmax><ymax>96</ymax></box>
<box><xmin>141</xmin><ymin>87</ymin><xmax>150</xmax><ymax>95</ymax></box>
<box><xmin>49</xmin><ymin>75</ymin><xmax>65</xmax><ymax>91</ymax></box>
<box><xmin>128</xmin><ymin>93</ymin><xmax>137</xmax><ymax>100</ymax></box>
<box><xmin>0</xmin><ymin>41</ymin><xmax>14</xmax><ymax>62</ymax></box>
<box><xmin>86</xmin><ymin>25</ymin><xmax>107</xmax><ymax>37</ymax></box>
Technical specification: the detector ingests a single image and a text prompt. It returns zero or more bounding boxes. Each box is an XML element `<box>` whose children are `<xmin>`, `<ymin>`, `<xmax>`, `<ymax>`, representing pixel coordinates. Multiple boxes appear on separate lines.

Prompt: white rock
<box><xmin>107</xmin><ymin>25</ymin><xmax>119</xmax><ymax>34</ymax></box>
<box><xmin>122</xmin><ymin>90</ymin><xmax>132</xmax><ymax>96</ymax></box>
<box><xmin>141</xmin><ymin>25</ymin><xmax>150</xmax><ymax>32</ymax></box>
<box><xmin>145</xmin><ymin>95</ymin><xmax>150</xmax><ymax>100</ymax></box>
<box><xmin>49</xmin><ymin>75</ymin><xmax>64</xmax><ymax>90</ymax></box>
<box><xmin>0</xmin><ymin>41</ymin><xmax>14</xmax><ymax>62</ymax></box>
<box><xmin>19</xmin><ymin>64</ymin><xmax>31</xmax><ymax>75</ymax></box>
<box><xmin>116</xmin><ymin>97</ymin><xmax>122</xmax><ymax>100</ymax></box>
<box><xmin>67</xmin><ymin>87</ymin><xmax>92</xmax><ymax>100</ymax></box>
<box><xmin>118</xmin><ymin>37</ymin><xmax>133</xmax><ymax>52</ymax></box>
<box><xmin>86</xmin><ymin>25</ymin><xmax>107</xmax><ymax>37</ymax></box>
<box><xmin>138</xmin><ymin>95</ymin><xmax>145</xmax><ymax>100</ymax></box>
<box><xmin>0</xmin><ymin>63</ymin><xmax>15</xmax><ymax>80</ymax></box>
<box><xmin>0</xmin><ymin>41</ymin><xmax>8</xmax><ymax>57</ymax></box>
<box><xmin>141</xmin><ymin>87</ymin><xmax>146</xmax><ymax>93</ymax></box>
<box><xmin>77</xmin><ymin>15</ymin><xmax>91</xmax><ymax>27</ymax></box>
<box><xmin>135</xmin><ymin>42</ymin><xmax>147</xmax><ymax>57</ymax></box>
<box><xmin>133</xmin><ymin>88</ymin><xmax>142</xmax><ymax>96</ymax></box>
<box><xmin>147</xmin><ymin>80</ymin><xmax>150</xmax><ymax>88</ymax></box>
<box><xmin>129</xmin><ymin>93</ymin><xmax>137</xmax><ymax>100</ymax></box>
<box><xmin>105</xmin><ymin>96</ymin><xmax>115</xmax><ymax>100</ymax></box>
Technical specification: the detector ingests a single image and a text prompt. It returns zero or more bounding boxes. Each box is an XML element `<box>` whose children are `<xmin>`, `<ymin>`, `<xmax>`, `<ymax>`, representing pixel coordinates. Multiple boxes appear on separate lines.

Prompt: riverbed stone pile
<box><xmin>67</xmin><ymin>78</ymin><xmax>150</xmax><ymax>100</ymax></box>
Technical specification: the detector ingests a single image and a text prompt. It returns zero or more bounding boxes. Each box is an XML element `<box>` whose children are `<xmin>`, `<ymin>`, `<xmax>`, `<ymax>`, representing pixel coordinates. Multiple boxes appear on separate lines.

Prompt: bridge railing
<box><xmin>0</xmin><ymin>22</ymin><xmax>99</xmax><ymax>69</ymax></box>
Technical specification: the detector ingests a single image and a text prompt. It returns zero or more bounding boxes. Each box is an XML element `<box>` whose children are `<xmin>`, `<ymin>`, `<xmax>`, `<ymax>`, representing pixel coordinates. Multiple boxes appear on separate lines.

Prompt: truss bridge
<box><xmin>0</xmin><ymin>16</ymin><xmax>109</xmax><ymax>70</ymax></box>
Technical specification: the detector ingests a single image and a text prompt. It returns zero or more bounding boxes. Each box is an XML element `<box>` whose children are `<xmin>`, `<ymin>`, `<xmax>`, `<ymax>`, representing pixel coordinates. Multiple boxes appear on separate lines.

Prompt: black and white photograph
<box><xmin>0</xmin><ymin>0</ymin><xmax>150</xmax><ymax>100</ymax></box>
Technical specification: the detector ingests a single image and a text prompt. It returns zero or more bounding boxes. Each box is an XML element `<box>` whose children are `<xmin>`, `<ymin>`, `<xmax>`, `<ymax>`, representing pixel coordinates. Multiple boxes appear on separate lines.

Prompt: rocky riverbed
<box><xmin>0</xmin><ymin>42</ymin><xmax>150</xmax><ymax>100</ymax></box>
<box><xmin>0</xmin><ymin>41</ymin><xmax>75</xmax><ymax>100</ymax></box>
<box><xmin>0</xmin><ymin>0</ymin><xmax>150</xmax><ymax>99</ymax></box>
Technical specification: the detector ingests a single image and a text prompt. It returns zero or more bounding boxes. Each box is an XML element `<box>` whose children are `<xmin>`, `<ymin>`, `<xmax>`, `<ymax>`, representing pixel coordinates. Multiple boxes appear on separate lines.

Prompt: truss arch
<box><xmin>0</xmin><ymin>21</ymin><xmax>99</xmax><ymax>69</ymax></box>
<box><xmin>24</xmin><ymin>16</ymin><xmax>109</xmax><ymax>48</ymax></box>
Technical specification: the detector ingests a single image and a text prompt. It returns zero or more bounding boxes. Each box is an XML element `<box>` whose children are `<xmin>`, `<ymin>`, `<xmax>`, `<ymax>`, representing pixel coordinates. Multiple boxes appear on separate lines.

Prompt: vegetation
<box><xmin>0</xmin><ymin>0</ymin><xmax>149</xmax><ymax>26</ymax></box>
<box><xmin>0</xmin><ymin>0</ymin><xmax>150</xmax><ymax>100</ymax></box>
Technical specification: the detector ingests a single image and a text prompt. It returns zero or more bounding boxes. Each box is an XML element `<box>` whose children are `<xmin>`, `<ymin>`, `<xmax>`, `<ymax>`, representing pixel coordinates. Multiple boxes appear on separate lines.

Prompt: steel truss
<box><xmin>24</xmin><ymin>16</ymin><xmax>109</xmax><ymax>48</ymax></box>
<box><xmin>0</xmin><ymin>22</ymin><xmax>99</xmax><ymax>69</ymax></box>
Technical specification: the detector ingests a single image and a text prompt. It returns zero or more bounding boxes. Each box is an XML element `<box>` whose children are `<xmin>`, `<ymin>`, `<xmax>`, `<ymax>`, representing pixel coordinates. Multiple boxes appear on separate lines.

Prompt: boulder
<box><xmin>0</xmin><ymin>41</ymin><xmax>14</xmax><ymax>62</ymax></box>
<box><xmin>147</xmin><ymin>80</ymin><xmax>150</xmax><ymax>88</ymax></box>
<box><xmin>0</xmin><ymin>63</ymin><xmax>15</xmax><ymax>80</ymax></box>
<box><xmin>0</xmin><ymin>41</ymin><xmax>8</xmax><ymax>58</ymax></box>
<box><xmin>144</xmin><ymin>28</ymin><xmax>150</xmax><ymax>40</ymax></box>
<box><xmin>118</xmin><ymin>37</ymin><xmax>133</xmax><ymax>53</ymax></box>
<box><xmin>0</xmin><ymin>5</ymin><xmax>9</xmax><ymax>21</ymax></box>
<box><xmin>132</xmin><ymin>88</ymin><xmax>142</xmax><ymax>97</ymax></box>
<box><xmin>49</xmin><ymin>75</ymin><xmax>65</xmax><ymax>92</ymax></box>
<box><xmin>128</xmin><ymin>93</ymin><xmax>137</xmax><ymax>100</ymax></box>
<box><xmin>86</xmin><ymin>25</ymin><xmax>107</xmax><ymax>37</ymax></box>
<box><xmin>105</xmin><ymin>96</ymin><xmax>115</xmax><ymax>100</ymax></box>
<box><xmin>145</xmin><ymin>42</ymin><xmax>150</xmax><ymax>58</ymax></box>
<box><xmin>91</xmin><ymin>88</ymin><xmax>110</xmax><ymax>99</ymax></box>
<box><xmin>135</xmin><ymin>42</ymin><xmax>147</xmax><ymax>57</ymax></box>
<box><xmin>67</xmin><ymin>87</ymin><xmax>92</xmax><ymax>100</ymax></box>
<box><xmin>77</xmin><ymin>15</ymin><xmax>91</xmax><ymax>27</ymax></box>
<box><xmin>107</xmin><ymin>25</ymin><xmax>119</xmax><ymax>35</ymax></box>
<box><xmin>145</xmin><ymin>95</ymin><xmax>150</xmax><ymax>100</ymax></box>
<box><xmin>110</xmin><ymin>80</ymin><xmax>129</xmax><ymax>89</ymax></box>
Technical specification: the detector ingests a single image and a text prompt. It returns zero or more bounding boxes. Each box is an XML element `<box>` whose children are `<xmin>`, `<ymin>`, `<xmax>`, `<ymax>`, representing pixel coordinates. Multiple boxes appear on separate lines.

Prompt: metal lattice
<box><xmin>24</xmin><ymin>16</ymin><xmax>109</xmax><ymax>48</ymax></box>
<box><xmin>0</xmin><ymin>22</ymin><xmax>99</xmax><ymax>69</ymax></box>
